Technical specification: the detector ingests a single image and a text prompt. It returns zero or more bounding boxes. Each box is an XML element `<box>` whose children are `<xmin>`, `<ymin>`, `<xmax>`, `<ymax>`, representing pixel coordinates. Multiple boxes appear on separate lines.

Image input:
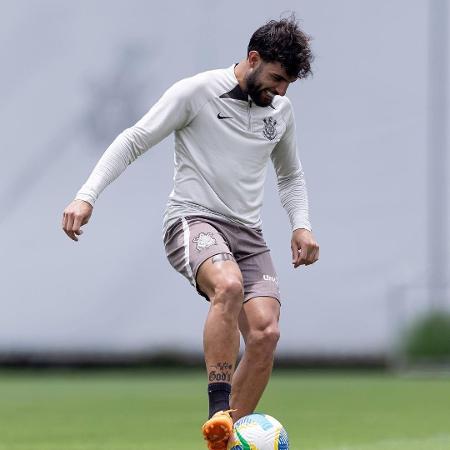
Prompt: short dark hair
<box><xmin>247</xmin><ymin>15</ymin><xmax>313</xmax><ymax>79</ymax></box>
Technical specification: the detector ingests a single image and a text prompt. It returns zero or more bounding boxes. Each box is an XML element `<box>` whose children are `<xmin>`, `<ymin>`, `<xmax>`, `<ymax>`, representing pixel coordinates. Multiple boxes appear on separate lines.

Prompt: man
<box><xmin>62</xmin><ymin>16</ymin><xmax>319</xmax><ymax>450</ymax></box>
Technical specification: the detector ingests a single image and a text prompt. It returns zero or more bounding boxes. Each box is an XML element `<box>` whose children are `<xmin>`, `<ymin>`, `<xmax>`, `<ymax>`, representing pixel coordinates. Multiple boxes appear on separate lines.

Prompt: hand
<box><xmin>62</xmin><ymin>199</ymin><xmax>93</xmax><ymax>241</ymax></box>
<box><xmin>291</xmin><ymin>228</ymin><xmax>319</xmax><ymax>268</ymax></box>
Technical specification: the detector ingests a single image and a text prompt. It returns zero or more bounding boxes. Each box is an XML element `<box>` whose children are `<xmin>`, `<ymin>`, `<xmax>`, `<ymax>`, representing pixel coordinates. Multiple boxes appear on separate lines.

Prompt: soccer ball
<box><xmin>227</xmin><ymin>413</ymin><xmax>289</xmax><ymax>450</ymax></box>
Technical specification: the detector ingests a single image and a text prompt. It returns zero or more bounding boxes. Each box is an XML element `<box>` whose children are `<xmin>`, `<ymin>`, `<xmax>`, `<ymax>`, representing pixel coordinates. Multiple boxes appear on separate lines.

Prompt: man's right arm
<box><xmin>62</xmin><ymin>77</ymin><xmax>198</xmax><ymax>241</ymax></box>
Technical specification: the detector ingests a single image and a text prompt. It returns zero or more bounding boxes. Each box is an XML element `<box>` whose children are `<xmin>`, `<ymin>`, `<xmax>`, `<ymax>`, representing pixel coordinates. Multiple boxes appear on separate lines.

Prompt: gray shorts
<box><xmin>163</xmin><ymin>215</ymin><xmax>281</xmax><ymax>303</ymax></box>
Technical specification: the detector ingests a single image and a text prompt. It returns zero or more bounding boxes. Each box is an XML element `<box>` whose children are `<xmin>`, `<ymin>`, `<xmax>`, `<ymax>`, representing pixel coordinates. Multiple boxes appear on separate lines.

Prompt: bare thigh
<box><xmin>196</xmin><ymin>254</ymin><xmax>244</xmax><ymax>303</ymax></box>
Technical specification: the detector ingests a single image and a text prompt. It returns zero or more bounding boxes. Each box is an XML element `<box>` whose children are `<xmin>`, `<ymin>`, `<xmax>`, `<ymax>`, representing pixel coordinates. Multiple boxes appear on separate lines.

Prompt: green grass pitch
<box><xmin>0</xmin><ymin>370</ymin><xmax>449</xmax><ymax>449</ymax></box>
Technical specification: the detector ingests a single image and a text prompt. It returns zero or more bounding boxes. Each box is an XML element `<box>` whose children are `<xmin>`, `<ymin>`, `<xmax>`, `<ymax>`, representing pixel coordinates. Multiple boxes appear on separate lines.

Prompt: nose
<box><xmin>275</xmin><ymin>81</ymin><xmax>289</xmax><ymax>96</ymax></box>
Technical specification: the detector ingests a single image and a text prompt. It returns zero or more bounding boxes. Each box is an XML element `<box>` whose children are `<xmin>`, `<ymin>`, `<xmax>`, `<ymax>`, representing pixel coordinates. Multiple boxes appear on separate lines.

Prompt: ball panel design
<box><xmin>278</xmin><ymin>427</ymin><xmax>289</xmax><ymax>450</ymax></box>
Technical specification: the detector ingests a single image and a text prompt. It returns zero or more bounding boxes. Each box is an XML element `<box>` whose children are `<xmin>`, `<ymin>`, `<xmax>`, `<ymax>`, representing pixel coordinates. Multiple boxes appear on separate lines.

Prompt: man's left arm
<box><xmin>270</xmin><ymin>100</ymin><xmax>319</xmax><ymax>268</ymax></box>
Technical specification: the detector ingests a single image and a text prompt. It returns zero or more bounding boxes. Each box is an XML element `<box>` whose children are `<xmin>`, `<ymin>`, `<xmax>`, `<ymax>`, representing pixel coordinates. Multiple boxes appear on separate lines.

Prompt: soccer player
<box><xmin>62</xmin><ymin>16</ymin><xmax>319</xmax><ymax>450</ymax></box>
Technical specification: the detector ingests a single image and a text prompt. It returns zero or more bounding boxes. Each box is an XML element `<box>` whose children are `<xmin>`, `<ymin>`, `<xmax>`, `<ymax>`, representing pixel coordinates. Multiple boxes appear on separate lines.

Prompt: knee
<box><xmin>247</xmin><ymin>325</ymin><xmax>280</xmax><ymax>355</ymax></box>
<box><xmin>214</xmin><ymin>276</ymin><xmax>244</xmax><ymax>302</ymax></box>
<box><xmin>210</xmin><ymin>277</ymin><xmax>244</xmax><ymax>313</ymax></box>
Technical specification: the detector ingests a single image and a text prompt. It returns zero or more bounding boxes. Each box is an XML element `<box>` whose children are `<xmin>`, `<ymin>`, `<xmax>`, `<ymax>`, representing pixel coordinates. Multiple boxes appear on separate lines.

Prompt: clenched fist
<box><xmin>62</xmin><ymin>199</ymin><xmax>93</xmax><ymax>241</ymax></box>
<box><xmin>291</xmin><ymin>228</ymin><xmax>319</xmax><ymax>268</ymax></box>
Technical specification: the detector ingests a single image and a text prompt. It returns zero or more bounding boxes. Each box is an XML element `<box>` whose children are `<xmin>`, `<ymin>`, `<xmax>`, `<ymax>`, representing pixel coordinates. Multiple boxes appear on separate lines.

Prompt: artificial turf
<box><xmin>0</xmin><ymin>370</ymin><xmax>448</xmax><ymax>449</ymax></box>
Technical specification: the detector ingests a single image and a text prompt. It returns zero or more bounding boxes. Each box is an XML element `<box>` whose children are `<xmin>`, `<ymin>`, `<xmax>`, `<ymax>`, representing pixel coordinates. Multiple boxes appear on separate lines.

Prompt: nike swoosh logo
<box><xmin>217</xmin><ymin>113</ymin><xmax>233</xmax><ymax>119</ymax></box>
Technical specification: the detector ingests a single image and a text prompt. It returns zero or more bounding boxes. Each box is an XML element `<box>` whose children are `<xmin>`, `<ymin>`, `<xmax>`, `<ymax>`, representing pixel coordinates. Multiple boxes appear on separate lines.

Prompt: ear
<box><xmin>247</xmin><ymin>50</ymin><xmax>261</xmax><ymax>68</ymax></box>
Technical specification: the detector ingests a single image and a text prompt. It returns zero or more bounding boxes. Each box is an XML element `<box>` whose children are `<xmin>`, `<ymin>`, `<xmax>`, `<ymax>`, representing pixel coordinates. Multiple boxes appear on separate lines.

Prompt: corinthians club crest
<box><xmin>192</xmin><ymin>232</ymin><xmax>217</xmax><ymax>252</ymax></box>
<box><xmin>262</xmin><ymin>117</ymin><xmax>278</xmax><ymax>140</ymax></box>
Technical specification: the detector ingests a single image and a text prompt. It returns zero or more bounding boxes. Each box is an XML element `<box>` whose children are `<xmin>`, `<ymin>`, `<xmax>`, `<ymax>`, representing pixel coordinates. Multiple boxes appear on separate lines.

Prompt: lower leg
<box><xmin>204</xmin><ymin>302</ymin><xmax>241</xmax><ymax>417</ymax></box>
<box><xmin>229</xmin><ymin>297</ymin><xmax>280</xmax><ymax>420</ymax></box>
<box><xmin>230</xmin><ymin>337</ymin><xmax>276</xmax><ymax>420</ymax></box>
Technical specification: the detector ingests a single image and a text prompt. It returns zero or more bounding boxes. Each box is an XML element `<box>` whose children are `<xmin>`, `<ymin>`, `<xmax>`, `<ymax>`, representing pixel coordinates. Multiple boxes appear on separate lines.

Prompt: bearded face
<box><xmin>245</xmin><ymin>64</ymin><xmax>277</xmax><ymax>107</ymax></box>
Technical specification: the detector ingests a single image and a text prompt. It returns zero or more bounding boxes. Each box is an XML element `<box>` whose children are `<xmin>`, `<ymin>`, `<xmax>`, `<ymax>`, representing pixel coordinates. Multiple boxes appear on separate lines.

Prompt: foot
<box><xmin>202</xmin><ymin>410</ymin><xmax>234</xmax><ymax>450</ymax></box>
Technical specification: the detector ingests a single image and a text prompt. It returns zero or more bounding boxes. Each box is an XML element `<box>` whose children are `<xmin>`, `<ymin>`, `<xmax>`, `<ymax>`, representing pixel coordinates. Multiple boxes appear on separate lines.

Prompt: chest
<box><xmin>194</xmin><ymin>98</ymin><xmax>286</xmax><ymax>147</ymax></box>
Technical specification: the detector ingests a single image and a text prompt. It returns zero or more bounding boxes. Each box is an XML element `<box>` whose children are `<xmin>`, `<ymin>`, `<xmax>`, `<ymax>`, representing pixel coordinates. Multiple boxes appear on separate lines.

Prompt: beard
<box><xmin>245</xmin><ymin>65</ymin><xmax>275</xmax><ymax>107</ymax></box>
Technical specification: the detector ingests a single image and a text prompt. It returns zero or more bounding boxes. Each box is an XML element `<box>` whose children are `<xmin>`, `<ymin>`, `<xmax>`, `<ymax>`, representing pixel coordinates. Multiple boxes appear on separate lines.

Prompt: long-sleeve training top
<box><xmin>75</xmin><ymin>64</ymin><xmax>311</xmax><ymax>236</ymax></box>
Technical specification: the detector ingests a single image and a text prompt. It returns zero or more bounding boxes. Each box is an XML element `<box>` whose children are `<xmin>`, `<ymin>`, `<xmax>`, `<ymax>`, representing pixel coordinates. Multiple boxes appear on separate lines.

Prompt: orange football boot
<box><xmin>202</xmin><ymin>409</ymin><xmax>235</xmax><ymax>450</ymax></box>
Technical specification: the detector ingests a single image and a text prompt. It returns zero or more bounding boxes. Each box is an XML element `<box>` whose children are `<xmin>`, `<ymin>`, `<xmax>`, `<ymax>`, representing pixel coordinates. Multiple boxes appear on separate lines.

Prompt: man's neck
<box><xmin>234</xmin><ymin>60</ymin><xmax>249</xmax><ymax>92</ymax></box>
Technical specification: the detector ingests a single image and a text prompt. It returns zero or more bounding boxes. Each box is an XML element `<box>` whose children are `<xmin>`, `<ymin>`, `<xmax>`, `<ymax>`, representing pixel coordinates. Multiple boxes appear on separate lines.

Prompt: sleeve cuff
<box><xmin>292</xmin><ymin>219</ymin><xmax>312</xmax><ymax>232</ymax></box>
<box><xmin>74</xmin><ymin>192</ymin><xmax>96</xmax><ymax>207</ymax></box>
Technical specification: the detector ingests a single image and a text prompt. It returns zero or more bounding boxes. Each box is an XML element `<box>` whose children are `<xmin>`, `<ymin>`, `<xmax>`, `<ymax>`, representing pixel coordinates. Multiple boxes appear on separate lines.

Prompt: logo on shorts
<box><xmin>263</xmin><ymin>274</ymin><xmax>278</xmax><ymax>284</ymax></box>
<box><xmin>193</xmin><ymin>232</ymin><xmax>217</xmax><ymax>252</ymax></box>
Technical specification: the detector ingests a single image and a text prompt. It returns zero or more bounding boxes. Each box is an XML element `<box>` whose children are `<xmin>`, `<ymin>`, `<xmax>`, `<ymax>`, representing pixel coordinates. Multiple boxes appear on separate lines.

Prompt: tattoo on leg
<box><xmin>212</xmin><ymin>253</ymin><xmax>235</xmax><ymax>264</ymax></box>
<box><xmin>208</xmin><ymin>361</ymin><xmax>233</xmax><ymax>382</ymax></box>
